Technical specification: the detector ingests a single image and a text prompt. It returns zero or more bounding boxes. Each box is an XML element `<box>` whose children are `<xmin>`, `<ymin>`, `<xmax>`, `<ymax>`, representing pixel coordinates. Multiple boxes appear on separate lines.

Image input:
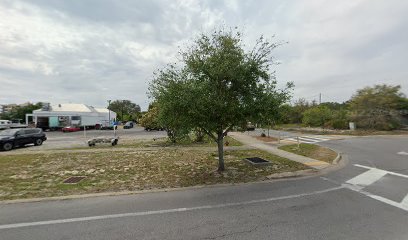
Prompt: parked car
<box><xmin>246</xmin><ymin>122</ymin><xmax>256</xmax><ymax>131</ymax></box>
<box><xmin>0</xmin><ymin>128</ymin><xmax>47</xmax><ymax>151</ymax></box>
<box><xmin>100</xmin><ymin>125</ymin><xmax>118</xmax><ymax>130</ymax></box>
<box><xmin>123</xmin><ymin>121</ymin><xmax>134</xmax><ymax>129</ymax></box>
<box><xmin>144</xmin><ymin>126</ymin><xmax>164</xmax><ymax>131</ymax></box>
<box><xmin>10</xmin><ymin>119</ymin><xmax>28</xmax><ymax>128</ymax></box>
<box><xmin>0</xmin><ymin>119</ymin><xmax>11</xmax><ymax>130</ymax></box>
<box><xmin>62</xmin><ymin>126</ymin><xmax>81</xmax><ymax>132</ymax></box>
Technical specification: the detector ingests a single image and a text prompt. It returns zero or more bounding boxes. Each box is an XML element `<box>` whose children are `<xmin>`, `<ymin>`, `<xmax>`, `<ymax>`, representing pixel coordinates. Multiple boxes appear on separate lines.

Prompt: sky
<box><xmin>0</xmin><ymin>0</ymin><xmax>407</xmax><ymax>110</ymax></box>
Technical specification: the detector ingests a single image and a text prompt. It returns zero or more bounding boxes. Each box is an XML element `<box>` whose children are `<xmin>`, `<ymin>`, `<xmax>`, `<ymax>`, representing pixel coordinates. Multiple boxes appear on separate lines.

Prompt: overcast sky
<box><xmin>1</xmin><ymin>0</ymin><xmax>407</xmax><ymax>110</ymax></box>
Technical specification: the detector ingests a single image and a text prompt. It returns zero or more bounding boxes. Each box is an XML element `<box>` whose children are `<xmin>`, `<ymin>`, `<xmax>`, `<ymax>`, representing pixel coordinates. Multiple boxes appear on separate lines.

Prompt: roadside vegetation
<box><xmin>0</xmin><ymin>102</ymin><xmax>42</xmax><ymax>121</ymax></box>
<box><xmin>278</xmin><ymin>143</ymin><xmax>337</xmax><ymax>163</ymax></box>
<box><xmin>0</xmin><ymin>147</ymin><xmax>307</xmax><ymax>200</ymax></box>
<box><xmin>276</xmin><ymin>84</ymin><xmax>408</xmax><ymax>131</ymax></box>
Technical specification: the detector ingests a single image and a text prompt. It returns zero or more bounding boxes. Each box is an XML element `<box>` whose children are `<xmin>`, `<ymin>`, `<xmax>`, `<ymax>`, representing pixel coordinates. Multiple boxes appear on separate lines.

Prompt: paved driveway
<box><xmin>0</xmin><ymin>126</ymin><xmax>167</xmax><ymax>152</ymax></box>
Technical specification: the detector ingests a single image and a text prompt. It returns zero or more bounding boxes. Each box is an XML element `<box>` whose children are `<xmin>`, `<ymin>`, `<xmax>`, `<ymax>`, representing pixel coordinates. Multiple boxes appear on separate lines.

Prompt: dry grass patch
<box><xmin>255</xmin><ymin>136</ymin><xmax>277</xmax><ymax>142</ymax></box>
<box><xmin>0</xmin><ymin>148</ymin><xmax>306</xmax><ymax>200</ymax></box>
<box><xmin>278</xmin><ymin>143</ymin><xmax>337</xmax><ymax>163</ymax></box>
<box><xmin>56</xmin><ymin>136</ymin><xmax>242</xmax><ymax>150</ymax></box>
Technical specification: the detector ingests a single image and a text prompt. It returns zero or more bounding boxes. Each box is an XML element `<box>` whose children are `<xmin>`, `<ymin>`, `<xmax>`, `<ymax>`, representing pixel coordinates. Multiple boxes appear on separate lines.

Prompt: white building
<box><xmin>26</xmin><ymin>103</ymin><xmax>117</xmax><ymax>130</ymax></box>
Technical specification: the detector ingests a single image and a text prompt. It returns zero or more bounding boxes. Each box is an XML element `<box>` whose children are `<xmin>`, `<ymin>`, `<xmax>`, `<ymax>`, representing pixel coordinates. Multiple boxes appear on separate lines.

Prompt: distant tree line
<box><xmin>0</xmin><ymin>102</ymin><xmax>43</xmax><ymax>121</ymax></box>
<box><xmin>0</xmin><ymin>100</ymin><xmax>143</xmax><ymax>123</ymax></box>
<box><xmin>278</xmin><ymin>84</ymin><xmax>408</xmax><ymax>130</ymax></box>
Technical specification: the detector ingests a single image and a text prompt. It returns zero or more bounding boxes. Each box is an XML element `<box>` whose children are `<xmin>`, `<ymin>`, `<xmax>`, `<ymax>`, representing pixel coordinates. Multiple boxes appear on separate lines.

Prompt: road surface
<box><xmin>1</xmin><ymin>135</ymin><xmax>408</xmax><ymax>239</ymax></box>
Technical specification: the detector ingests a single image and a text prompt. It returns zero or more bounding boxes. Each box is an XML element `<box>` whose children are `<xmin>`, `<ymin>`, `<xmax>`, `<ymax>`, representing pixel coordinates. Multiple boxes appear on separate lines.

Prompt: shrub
<box><xmin>302</xmin><ymin>106</ymin><xmax>332</xmax><ymax>127</ymax></box>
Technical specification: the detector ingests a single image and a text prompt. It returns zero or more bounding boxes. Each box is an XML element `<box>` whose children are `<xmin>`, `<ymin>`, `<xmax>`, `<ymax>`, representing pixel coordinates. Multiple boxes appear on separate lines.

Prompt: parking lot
<box><xmin>0</xmin><ymin>126</ymin><xmax>167</xmax><ymax>152</ymax></box>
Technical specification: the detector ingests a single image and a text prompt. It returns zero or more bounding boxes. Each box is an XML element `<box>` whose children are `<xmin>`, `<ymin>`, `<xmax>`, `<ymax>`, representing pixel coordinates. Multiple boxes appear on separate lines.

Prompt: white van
<box><xmin>0</xmin><ymin>120</ymin><xmax>11</xmax><ymax>130</ymax></box>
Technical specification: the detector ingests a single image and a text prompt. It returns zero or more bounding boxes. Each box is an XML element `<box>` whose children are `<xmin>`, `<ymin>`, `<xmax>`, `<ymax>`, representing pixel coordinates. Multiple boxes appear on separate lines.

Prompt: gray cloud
<box><xmin>0</xmin><ymin>0</ymin><xmax>407</xmax><ymax>110</ymax></box>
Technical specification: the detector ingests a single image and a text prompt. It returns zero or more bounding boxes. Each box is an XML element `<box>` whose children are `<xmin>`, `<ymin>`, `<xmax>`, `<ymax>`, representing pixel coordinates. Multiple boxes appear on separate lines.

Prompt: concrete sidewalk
<box><xmin>229</xmin><ymin>132</ymin><xmax>331</xmax><ymax>170</ymax></box>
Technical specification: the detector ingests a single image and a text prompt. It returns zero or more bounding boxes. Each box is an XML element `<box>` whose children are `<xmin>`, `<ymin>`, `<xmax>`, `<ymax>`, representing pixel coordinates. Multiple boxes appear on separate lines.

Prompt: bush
<box><xmin>325</xmin><ymin>109</ymin><xmax>350</xmax><ymax>129</ymax></box>
<box><xmin>351</xmin><ymin>114</ymin><xmax>401</xmax><ymax>130</ymax></box>
<box><xmin>349</xmin><ymin>84</ymin><xmax>406</xmax><ymax>130</ymax></box>
<box><xmin>302</xmin><ymin>106</ymin><xmax>332</xmax><ymax>127</ymax></box>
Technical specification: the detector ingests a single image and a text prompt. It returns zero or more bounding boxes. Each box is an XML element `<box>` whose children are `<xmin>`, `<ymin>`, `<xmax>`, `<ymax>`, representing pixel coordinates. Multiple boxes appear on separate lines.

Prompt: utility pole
<box><xmin>121</xmin><ymin>100</ymin><xmax>125</xmax><ymax>122</ymax></box>
<box><xmin>319</xmin><ymin>93</ymin><xmax>322</xmax><ymax>105</ymax></box>
<box><xmin>107</xmin><ymin>100</ymin><xmax>111</xmax><ymax>125</ymax></box>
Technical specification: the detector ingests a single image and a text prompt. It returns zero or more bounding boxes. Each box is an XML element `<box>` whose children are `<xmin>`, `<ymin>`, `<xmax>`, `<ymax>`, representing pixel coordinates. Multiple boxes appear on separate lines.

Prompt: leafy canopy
<box><xmin>349</xmin><ymin>84</ymin><xmax>406</xmax><ymax>130</ymax></box>
<box><xmin>149</xmin><ymin>28</ymin><xmax>292</xmax><ymax>171</ymax></box>
<box><xmin>107</xmin><ymin>100</ymin><xmax>141</xmax><ymax>121</ymax></box>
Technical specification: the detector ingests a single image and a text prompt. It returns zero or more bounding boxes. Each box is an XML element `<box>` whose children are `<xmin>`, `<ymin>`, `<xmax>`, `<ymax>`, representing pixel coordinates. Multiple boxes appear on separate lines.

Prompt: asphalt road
<box><xmin>1</xmin><ymin>135</ymin><xmax>408</xmax><ymax>239</ymax></box>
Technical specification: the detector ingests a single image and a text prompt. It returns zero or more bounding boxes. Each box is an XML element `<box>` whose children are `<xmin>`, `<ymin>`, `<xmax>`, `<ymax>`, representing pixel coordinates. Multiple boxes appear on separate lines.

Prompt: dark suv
<box><xmin>0</xmin><ymin>128</ymin><xmax>47</xmax><ymax>151</ymax></box>
<box><xmin>123</xmin><ymin>121</ymin><xmax>134</xmax><ymax>129</ymax></box>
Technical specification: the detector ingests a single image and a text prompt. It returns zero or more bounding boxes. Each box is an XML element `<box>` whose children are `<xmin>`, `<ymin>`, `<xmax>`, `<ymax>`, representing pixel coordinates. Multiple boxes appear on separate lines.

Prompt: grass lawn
<box><xmin>0</xmin><ymin>147</ymin><xmax>306</xmax><ymax>200</ymax></box>
<box><xmin>278</xmin><ymin>143</ymin><xmax>337</xmax><ymax>163</ymax></box>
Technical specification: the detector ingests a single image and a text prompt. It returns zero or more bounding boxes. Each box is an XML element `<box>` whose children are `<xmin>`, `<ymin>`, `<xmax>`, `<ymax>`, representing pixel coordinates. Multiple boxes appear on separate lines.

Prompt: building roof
<box><xmin>53</xmin><ymin>104</ymin><xmax>92</xmax><ymax>112</ymax></box>
<box><xmin>94</xmin><ymin>108</ymin><xmax>109</xmax><ymax>113</ymax></box>
<box><xmin>33</xmin><ymin>103</ymin><xmax>112</xmax><ymax>114</ymax></box>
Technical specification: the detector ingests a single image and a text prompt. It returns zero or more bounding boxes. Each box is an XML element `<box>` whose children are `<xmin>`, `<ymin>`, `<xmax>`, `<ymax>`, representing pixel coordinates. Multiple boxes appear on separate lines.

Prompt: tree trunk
<box><xmin>217</xmin><ymin>134</ymin><xmax>225</xmax><ymax>172</ymax></box>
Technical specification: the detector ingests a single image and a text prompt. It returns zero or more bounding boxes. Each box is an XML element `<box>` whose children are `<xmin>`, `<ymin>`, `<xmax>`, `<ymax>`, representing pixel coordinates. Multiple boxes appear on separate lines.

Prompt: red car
<box><xmin>62</xmin><ymin>126</ymin><xmax>81</xmax><ymax>132</ymax></box>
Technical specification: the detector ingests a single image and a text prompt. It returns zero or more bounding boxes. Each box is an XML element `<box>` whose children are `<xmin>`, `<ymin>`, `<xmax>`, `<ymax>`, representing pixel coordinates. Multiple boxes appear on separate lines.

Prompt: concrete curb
<box><xmin>332</xmin><ymin>151</ymin><xmax>342</xmax><ymax>165</ymax></box>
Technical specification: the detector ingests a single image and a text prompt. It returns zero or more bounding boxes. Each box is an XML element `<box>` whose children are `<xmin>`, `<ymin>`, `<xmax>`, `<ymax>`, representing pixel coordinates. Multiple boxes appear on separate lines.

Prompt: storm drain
<box><xmin>63</xmin><ymin>176</ymin><xmax>86</xmax><ymax>184</ymax></box>
<box><xmin>244</xmin><ymin>157</ymin><xmax>271</xmax><ymax>166</ymax></box>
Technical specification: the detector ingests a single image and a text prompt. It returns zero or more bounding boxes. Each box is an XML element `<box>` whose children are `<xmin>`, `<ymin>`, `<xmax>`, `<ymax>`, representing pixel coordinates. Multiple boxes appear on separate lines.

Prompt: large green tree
<box><xmin>108</xmin><ymin>100</ymin><xmax>141</xmax><ymax>121</ymax></box>
<box><xmin>349</xmin><ymin>84</ymin><xmax>406</xmax><ymax>130</ymax></box>
<box><xmin>150</xmin><ymin>29</ymin><xmax>291</xmax><ymax>171</ymax></box>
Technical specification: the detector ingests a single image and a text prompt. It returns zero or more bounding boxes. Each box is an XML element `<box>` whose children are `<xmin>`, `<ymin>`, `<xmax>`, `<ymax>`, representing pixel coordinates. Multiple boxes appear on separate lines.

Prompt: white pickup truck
<box><xmin>0</xmin><ymin>119</ymin><xmax>28</xmax><ymax>130</ymax></box>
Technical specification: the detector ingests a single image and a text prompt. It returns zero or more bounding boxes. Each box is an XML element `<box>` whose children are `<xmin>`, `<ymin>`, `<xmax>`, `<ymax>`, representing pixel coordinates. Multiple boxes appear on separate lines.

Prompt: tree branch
<box><xmin>222</xmin><ymin>125</ymin><xmax>234</xmax><ymax>137</ymax></box>
<box><xmin>199</xmin><ymin>126</ymin><xmax>217</xmax><ymax>141</ymax></box>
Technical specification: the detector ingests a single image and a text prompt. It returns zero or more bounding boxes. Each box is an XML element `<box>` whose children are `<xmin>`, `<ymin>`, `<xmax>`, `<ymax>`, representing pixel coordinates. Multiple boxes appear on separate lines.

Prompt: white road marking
<box><xmin>298</xmin><ymin>137</ymin><xmax>320</xmax><ymax>143</ymax></box>
<box><xmin>397</xmin><ymin>151</ymin><xmax>408</xmax><ymax>156</ymax></box>
<box><xmin>303</xmin><ymin>136</ymin><xmax>330</xmax><ymax>141</ymax></box>
<box><xmin>343</xmin><ymin>164</ymin><xmax>408</xmax><ymax>212</ymax></box>
<box><xmin>343</xmin><ymin>184</ymin><xmax>408</xmax><ymax>212</ymax></box>
<box><xmin>346</xmin><ymin>168</ymin><xmax>387</xmax><ymax>188</ymax></box>
<box><xmin>284</xmin><ymin>138</ymin><xmax>318</xmax><ymax>144</ymax></box>
<box><xmin>0</xmin><ymin>186</ymin><xmax>344</xmax><ymax>230</ymax></box>
<box><xmin>354</xmin><ymin>164</ymin><xmax>408</xmax><ymax>179</ymax></box>
<box><xmin>401</xmin><ymin>194</ymin><xmax>408</xmax><ymax>209</ymax></box>
<box><xmin>283</xmin><ymin>135</ymin><xmax>334</xmax><ymax>144</ymax></box>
